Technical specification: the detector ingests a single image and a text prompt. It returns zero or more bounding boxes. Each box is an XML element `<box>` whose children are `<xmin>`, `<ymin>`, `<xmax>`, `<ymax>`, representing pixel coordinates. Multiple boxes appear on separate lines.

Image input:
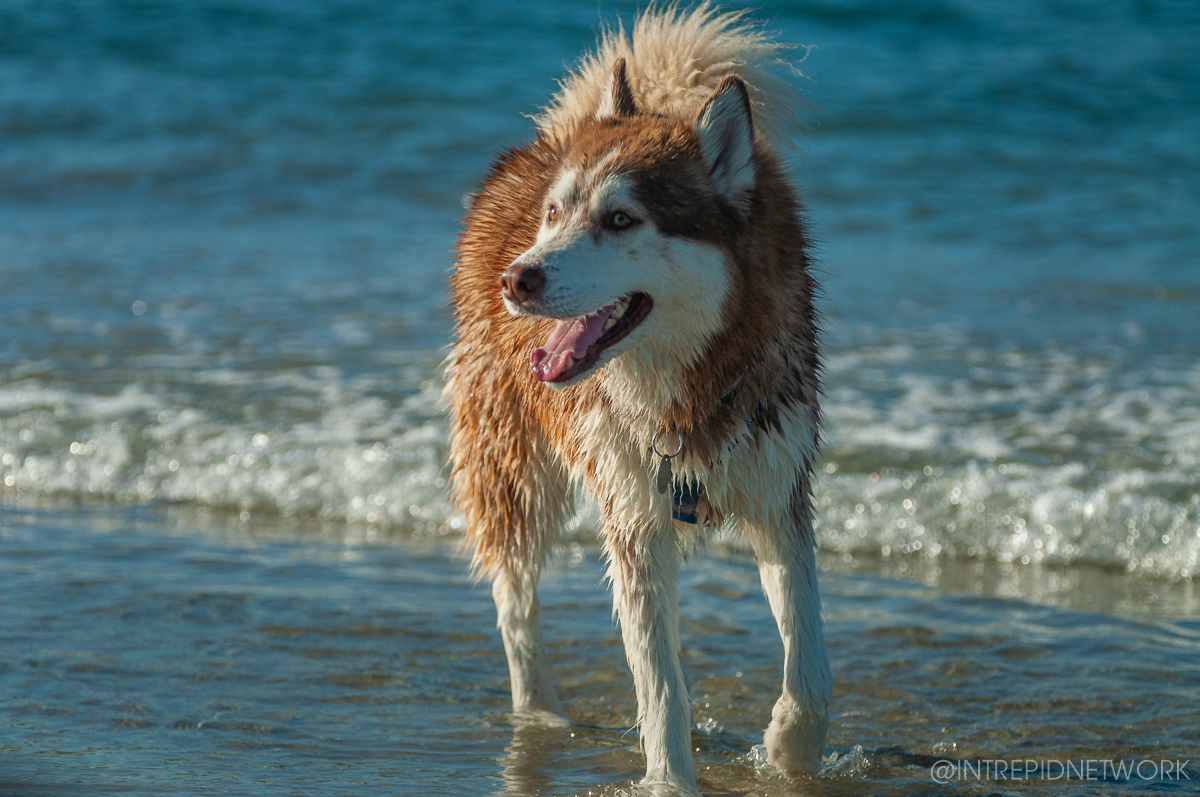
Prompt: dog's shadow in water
<box><xmin>493</xmin><ymin>714</ymin><xmax>558</xmax><ymax>797</ymax></box>
<box><xmin>493</xmin><ymin>713</ymin><xmax>790</xmax><ymax>797</ymax></box>
<box><xmin>494</xmin><ymin>713</ymin><xmax>685</xmax><ymax>797</ymax></box>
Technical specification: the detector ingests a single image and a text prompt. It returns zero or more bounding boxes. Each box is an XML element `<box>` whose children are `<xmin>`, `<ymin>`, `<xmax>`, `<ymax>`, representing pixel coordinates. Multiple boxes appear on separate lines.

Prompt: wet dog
<box><xmin>446</xmin><ymin>5</ymin><xmax>830</xmax><ymax>793</ymax></box>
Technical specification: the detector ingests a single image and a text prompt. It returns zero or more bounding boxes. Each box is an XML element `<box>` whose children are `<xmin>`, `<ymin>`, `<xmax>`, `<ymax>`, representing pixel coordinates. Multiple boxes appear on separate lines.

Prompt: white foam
<box><xmin>813</xmin><ymin>337</ymin><xmax>1200</xmax><ymax>581</ymax></box>
<box><xmin>0</xmin><ymin>374</ymin><xmax>452</xmax><ymax>535</ymax></box>
<box><xmin>1</xmin><ymin>334</ymin><xmax>1197</xmax><ymax>579</ymax></box>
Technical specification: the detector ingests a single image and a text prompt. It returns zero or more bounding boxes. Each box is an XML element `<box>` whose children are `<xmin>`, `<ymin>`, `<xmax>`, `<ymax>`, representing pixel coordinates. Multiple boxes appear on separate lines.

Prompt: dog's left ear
<box><xmin>595</xmin><ymin>57</ymin><xmax>638</xmax><ymax>120</ymax></box>
<box><xmin>695</xmin><ymin>75</ymin><xmax>756</xmax><ymax>211</ymax></box>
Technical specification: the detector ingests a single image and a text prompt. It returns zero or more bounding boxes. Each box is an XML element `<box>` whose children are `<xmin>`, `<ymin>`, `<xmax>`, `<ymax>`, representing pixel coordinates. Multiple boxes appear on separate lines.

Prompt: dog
<box><xmin>446</xmin><ymin>5</ymin><xmax>831</xmax><ymax>793</ymax></box>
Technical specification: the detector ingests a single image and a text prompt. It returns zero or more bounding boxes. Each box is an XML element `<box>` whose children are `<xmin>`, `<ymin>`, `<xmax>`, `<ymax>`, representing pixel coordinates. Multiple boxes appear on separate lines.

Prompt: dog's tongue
<box><xmin>530</xmin><ymin>305</ymin><xmax>615</xmax><ymax>382</ymax></box>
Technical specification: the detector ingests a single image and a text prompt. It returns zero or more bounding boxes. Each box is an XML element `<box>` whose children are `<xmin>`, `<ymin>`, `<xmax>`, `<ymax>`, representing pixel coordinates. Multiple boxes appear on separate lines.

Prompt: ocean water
<box><xmin>1</xmin><ymin>1</ymin><xmax>1199</xmax><ymax>795</ymax></box>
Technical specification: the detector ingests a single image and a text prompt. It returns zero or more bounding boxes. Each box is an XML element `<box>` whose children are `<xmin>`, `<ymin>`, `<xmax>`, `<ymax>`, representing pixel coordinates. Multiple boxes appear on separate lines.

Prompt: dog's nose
<box><xmin>501</xmin><ymin>263</ymin><xmax>546</xmax><ymax>303</ymax></box>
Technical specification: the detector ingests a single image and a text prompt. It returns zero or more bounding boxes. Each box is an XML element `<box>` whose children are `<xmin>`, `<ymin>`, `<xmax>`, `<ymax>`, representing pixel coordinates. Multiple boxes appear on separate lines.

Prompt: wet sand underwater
<box><xmin>1</xmin><ymin>503</ymin><xmax>1197</xmax><ymax>796</ymax></box>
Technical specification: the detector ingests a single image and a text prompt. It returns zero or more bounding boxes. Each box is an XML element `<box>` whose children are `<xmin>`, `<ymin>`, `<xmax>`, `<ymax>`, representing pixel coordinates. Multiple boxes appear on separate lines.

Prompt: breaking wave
<box><xmin>0</xmin><ymin>370</ymin><xmax>453</xmax><ymax>535</ymax></box>
<box><xmin>2</xmin><ymin>328</ymin><xmax>1196</xmax><ymax>581</ymax></box>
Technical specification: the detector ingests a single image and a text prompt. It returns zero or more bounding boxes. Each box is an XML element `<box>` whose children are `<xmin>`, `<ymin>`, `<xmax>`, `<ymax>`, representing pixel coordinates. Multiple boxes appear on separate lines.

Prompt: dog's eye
<box><xmin>546</xmin><ymin>205</ymin><xmax>558</xmax><ymax>223</ymax></box>
<box><xmin>609</xmin><ymin>211</ymin><xmax>636</xmax><ymax>229</ymax></box>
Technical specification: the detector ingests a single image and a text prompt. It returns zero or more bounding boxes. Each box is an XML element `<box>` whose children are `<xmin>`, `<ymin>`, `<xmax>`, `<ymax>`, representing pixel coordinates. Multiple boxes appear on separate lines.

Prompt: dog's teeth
<box><xmin>603</xmin><ymin>318</ymin><xmax>616</xmax><ymax>330</ymax></box>
<box><xmin>565</xmin><ymin>355</ymin><xmax>576</xmax><ymax>367</ymax></box>
<box><xmin>611</xmin><ymin>304</ymin><xmax>626</xmax><ymax>319</ymax></box>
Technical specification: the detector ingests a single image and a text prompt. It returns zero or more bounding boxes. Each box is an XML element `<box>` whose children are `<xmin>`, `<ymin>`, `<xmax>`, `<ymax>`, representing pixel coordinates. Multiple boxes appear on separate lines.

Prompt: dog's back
<box><xmin>447</xmin><ymin>5</ymin><xmax>831</xmax><ymax>792</ymax></box>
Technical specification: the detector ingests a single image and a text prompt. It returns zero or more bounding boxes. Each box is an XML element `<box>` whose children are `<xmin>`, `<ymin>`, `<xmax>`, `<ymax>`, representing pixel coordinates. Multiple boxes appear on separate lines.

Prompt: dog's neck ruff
<box><xmin>660</xmin><ymin>364</ymin><xmax>762</xmax><ymax>525</ymax></box>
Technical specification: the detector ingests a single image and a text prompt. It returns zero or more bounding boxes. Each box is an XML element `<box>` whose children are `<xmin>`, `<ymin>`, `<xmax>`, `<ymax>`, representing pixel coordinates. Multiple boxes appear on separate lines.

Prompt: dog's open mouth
<box><xmin>529</xmin><ymin>292</ymin><xmax>653</xmax><ymax>383</ymax></box>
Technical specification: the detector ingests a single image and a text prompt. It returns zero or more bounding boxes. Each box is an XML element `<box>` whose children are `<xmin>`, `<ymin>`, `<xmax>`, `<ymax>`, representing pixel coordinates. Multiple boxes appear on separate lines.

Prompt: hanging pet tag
<box><xmin>655</xmin><ymin>457</ymin><xmax>672</xmax><ymax>494</ymax></box>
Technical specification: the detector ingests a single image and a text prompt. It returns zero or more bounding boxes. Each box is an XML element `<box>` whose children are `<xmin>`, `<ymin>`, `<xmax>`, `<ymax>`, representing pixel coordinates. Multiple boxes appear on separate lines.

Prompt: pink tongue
<box><xmin>530</xmin><ymin>305</ymin><xmax>615</xmax><ymax>382</ymax></box>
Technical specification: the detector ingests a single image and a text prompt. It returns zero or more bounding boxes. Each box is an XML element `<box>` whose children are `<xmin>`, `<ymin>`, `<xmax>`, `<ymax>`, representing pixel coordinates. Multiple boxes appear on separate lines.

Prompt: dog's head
<box><xmin>502</xmin><ymin>59</ymin><xmax>758</xmax><ymax>392</ymax></box>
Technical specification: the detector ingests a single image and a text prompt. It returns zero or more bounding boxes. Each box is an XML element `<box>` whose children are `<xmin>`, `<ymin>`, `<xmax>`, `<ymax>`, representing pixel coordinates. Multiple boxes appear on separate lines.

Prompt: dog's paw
<box><xmin>762</xmin><ymin>697</ymin><xmax>828</xmax><ymax>778</ymax></box>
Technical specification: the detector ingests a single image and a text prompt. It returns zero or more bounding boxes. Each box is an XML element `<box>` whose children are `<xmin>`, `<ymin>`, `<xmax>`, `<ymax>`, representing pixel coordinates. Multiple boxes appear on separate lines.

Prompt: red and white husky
<box><xmin>446</xmin><ymin>5</ymin><xmax>831</xmax><ymax>793</ymax></box>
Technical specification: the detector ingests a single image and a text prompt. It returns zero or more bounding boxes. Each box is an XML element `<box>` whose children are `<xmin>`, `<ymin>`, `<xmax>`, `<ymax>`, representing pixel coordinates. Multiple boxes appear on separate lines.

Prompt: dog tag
<box><xmin>656</xmin><ymin>455</ymin><xmax>672</xmax><ymax>495</ymax></box>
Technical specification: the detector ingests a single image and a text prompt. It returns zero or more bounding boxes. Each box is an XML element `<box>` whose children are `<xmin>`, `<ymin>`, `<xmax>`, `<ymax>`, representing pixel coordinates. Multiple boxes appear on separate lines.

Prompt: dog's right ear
<box><xmin>595</xmin><ymin>57</ymin><xmax>638</xmax><ymax>120</ymax></box>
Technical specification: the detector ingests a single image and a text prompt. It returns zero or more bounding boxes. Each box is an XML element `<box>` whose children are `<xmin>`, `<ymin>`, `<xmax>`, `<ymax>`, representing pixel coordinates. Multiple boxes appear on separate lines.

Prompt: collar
<box><xmin>670</xmin><ymin>368</ymin><xmax>764</xmax><ymax>525</ymax></box>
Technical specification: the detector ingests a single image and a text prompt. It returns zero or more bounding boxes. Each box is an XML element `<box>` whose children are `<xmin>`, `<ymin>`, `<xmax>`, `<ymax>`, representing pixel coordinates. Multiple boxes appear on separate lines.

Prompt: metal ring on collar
<box><xmin>651</xmin><ymin>430</ymin><xmax>683</xmax><ymax>459</ymax></box>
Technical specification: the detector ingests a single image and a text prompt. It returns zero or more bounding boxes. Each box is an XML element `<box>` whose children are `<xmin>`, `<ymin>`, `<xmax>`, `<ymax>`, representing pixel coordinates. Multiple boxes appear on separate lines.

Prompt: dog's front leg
<box><xmin>606</xmin><ymin>524</ymin><xmax>698</xmax><ymax>795</ymax></box>
<box><xmin>745</xmin><ymin>496</ymin><xmax>833</xmax><ymax>777</ymax></box>
<box><xmin>492</xmin><ymin>562</ymin><xmax>566</xmax><ymax>721</ymax></box>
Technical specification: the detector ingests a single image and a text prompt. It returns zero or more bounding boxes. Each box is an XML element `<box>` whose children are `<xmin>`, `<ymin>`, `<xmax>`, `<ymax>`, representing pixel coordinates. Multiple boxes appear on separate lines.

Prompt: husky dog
<box><xmin>446</xmin><ymin>5</ymin><xmax>831</xmax><ymax>793</ymax></box>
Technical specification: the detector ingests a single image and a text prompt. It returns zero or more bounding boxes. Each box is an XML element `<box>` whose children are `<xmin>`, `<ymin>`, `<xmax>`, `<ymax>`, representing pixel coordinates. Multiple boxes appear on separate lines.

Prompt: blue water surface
<box><xmin>2</xmin><ymin>0</ymin><xmax>1199</xmax><ymax>794</ymax></box>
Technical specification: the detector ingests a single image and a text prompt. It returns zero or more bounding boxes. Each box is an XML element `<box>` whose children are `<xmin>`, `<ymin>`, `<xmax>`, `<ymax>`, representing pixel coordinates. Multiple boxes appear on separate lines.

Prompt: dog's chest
<box><xmin>569</xmin><ymin>396</ymin><xmax>788</xmax><ymax>530</ymax></box>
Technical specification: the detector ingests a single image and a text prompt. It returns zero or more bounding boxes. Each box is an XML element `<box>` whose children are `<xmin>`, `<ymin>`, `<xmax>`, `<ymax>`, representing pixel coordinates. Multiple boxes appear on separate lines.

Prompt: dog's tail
<box><xmin>537</xmin><ymin>2</ymin><xmax>808</xmax><ymax>147</ymax></box>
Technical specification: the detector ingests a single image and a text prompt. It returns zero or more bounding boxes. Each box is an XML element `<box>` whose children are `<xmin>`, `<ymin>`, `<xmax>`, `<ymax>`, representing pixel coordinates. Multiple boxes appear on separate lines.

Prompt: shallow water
<box><xmin>2</xmin><ymin>506</ymin><xmax>1198</xmax><ymax>796</ymax></box>
<box><xmin>2</xmin><ymin>0</ymin><xmax>1200</xmax><ymax>794</ymax></box>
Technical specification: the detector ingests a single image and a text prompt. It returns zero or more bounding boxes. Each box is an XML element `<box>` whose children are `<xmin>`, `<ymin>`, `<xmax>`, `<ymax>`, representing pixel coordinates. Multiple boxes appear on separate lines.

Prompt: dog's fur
<box><xmin>446</xmin><ymin>5</ymin><xmax>831</xmax><ymax>793</ymax></box>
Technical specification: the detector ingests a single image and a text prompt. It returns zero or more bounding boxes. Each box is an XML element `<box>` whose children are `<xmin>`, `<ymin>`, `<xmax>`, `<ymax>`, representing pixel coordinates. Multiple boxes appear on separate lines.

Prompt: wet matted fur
<box><xmin>445</xmin><ymin>5</ymin><xmax>831</xmax><ymax>793</ymax></box>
